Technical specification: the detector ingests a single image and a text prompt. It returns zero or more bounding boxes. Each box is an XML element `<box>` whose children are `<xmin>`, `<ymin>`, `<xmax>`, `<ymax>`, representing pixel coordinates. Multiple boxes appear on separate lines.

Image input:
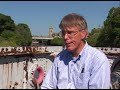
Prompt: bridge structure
<box><xmin>32</xmin><ymin>36</ymin><xmax>53</xmax><ymax>46</ymax></box>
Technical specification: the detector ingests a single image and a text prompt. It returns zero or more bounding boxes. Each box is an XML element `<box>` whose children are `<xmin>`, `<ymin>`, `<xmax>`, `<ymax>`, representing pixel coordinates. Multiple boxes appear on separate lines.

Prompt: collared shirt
<box><xmin>41</xmin><ymin>42</ymin><xmax>111</xmax><ymax>89</ymax></box>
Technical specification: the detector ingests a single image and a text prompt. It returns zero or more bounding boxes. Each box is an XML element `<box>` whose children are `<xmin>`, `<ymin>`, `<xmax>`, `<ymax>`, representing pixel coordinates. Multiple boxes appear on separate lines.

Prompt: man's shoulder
<box><xmin>87</xmin><ymin>45</ymin><xmax>108</xmax><ymax>62</ymax></box>
<box><xmin>87</xmin><ymin>45</ymin><xmax>105</xmax><ymax>55</ymax></box>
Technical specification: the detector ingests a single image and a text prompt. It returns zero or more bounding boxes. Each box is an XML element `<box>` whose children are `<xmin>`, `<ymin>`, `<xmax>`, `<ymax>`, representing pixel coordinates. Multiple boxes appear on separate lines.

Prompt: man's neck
<box><xmin>73</xmin><ymin>42</ymin><xmax>85</xmax><ymax>57</ymax></box>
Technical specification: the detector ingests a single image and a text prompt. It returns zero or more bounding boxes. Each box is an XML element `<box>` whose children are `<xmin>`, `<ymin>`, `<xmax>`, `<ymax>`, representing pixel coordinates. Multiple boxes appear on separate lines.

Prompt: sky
<box><xmin>0</xmin><ymin>1</ymin><xmax>119</xmax><ymax>36</ymax></box>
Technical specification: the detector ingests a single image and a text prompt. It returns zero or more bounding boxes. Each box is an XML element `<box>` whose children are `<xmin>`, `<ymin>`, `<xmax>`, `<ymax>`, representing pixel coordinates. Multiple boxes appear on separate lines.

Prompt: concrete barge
<box><xmin>0</xmin><ymin>46</ymin><xmax>119</xmax><ymax>89</ymax></box>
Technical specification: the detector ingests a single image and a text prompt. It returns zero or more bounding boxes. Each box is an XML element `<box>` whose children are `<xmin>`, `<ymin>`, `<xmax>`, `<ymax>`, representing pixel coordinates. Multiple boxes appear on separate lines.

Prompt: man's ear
<box><xmin>81</xmin><ymin>30</ymin><xmax>87</xmax><ymax>39</ymax></box>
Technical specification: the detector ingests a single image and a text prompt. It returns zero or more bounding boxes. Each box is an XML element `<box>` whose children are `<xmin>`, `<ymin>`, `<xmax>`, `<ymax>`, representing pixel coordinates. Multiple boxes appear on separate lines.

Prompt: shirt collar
<box><xmin>69</xmin><ymin>41</ymin><xmax>88</xmax><ymax>62</ymax></box>
<box><xmin>79</xmin><ymin>41</ymin><xmax>88</xmax><ymax>57</ymax></box>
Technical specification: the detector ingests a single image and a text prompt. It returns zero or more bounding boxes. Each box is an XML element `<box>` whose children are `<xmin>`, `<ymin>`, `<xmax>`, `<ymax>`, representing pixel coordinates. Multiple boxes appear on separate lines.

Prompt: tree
<box><xmin>51</xmin><ymin>37</ymin><xmax>64</xmax><ymax>46</ymax></box>
<box><xmin>15</xmin><ymin>23</ymin><xmax>32</xmax><ymax>46</ymax></box>
<box><xmin>1</xmin><ymin>30</ymin><xmax>15</xmax><ymax>40</ymax></box>
<box><xmin>0</xmin><ymin>13</ymin><xmax>15</xmax><ymax>33</ymax></box>
<box><xmin>96</xmin><ymin>7</ymin><xmax>120</xmax><ymax>47</ymax></box>
<box><xmin>0</xmin><ymin>13</ymin><xmax>17</xmax><ymax>46</ymax></box>
<box><xmin>86</xmin><ymin>28</ymin><xmax>101</xmax><ymax>46</ymax></box>
<box><xmin>0</xmin><ymin>13</ymin><xmax>32</xmax><ymax>46</ymax></box>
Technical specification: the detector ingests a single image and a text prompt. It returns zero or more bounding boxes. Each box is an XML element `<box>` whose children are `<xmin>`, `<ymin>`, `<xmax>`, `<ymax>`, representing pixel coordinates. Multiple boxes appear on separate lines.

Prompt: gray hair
<box><xmin>59</xmin><ymin>13</ymin><xmax>88</xmax><ymax>31</ymax></box>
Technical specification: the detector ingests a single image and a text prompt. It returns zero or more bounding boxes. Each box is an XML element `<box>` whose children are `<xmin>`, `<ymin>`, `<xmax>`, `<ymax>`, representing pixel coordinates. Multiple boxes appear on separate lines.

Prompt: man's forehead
<box><xmin>62</xmin><ymin>26</ymin><xmax>80</xmax><ymax>30</ymax></box>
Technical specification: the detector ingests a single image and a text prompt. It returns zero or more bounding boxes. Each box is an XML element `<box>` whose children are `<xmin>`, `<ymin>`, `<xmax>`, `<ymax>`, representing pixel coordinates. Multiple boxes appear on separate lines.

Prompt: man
<box><xmin>41</xmin><ymin>13</ymin><xmax>111</xmax><ymax>89</ymax></box>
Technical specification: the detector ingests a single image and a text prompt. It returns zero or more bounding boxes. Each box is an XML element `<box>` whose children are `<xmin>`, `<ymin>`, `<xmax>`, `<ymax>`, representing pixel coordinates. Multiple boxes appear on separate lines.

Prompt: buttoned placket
<box><xmin>67</xmin><ymin>55</ymin><xmax>81</xmax><ymax>89</ymax></box>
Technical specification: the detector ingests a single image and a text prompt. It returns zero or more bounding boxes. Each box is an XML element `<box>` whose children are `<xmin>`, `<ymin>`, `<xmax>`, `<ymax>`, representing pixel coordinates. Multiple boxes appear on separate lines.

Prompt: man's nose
<box><xmin>64</xmin><ymin>33</ymin><xmax>69</xmax><ymax>40</ymax></box>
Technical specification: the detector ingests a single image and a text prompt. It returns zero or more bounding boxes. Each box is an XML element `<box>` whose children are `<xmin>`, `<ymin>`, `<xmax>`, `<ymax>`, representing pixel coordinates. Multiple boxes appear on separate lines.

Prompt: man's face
<box><xmin>62</xmin><ymin>26</ymin><xmax>85</xmax><ymax>53</ymax></box>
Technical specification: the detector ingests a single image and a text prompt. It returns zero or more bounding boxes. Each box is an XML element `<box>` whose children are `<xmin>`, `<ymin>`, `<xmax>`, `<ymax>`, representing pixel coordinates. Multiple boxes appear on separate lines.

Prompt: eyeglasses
<box><xmin>61</xmin><ymin>30</ymin><xmax>81</xmax><ymax>38</ymax></box>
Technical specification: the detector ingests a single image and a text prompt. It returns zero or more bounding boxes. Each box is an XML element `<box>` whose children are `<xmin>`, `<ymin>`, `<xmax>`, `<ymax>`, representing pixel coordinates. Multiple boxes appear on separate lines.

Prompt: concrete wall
<box><xmin>96</xmin><ymin>47</ymin><xmax>120</xmax><ymax>55</ymax></box>
<box><xmin>0</xmin><ymin>53</ymin><xmax>54</xmax><ymax>89</ymax></box>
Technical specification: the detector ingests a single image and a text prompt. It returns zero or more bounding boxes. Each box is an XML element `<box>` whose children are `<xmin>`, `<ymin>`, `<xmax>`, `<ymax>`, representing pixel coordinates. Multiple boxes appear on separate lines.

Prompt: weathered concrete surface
<box><xmin>0</xmin><ymin>53</ymin><xmax>54</xmax><ymax>89</ymax></box>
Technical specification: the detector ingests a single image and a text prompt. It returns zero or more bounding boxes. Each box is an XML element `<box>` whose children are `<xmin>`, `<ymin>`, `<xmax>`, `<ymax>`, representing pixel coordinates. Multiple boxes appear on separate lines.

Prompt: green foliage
<box><xmin>0</xmin><ymin>13</ymin><xmax>15</xmax><ymax>33</ymax></box>
<box><xmin>96</xmin><ymin>7</ymin><xmax>120</xmax><ymax>47</ymax></box>
<box><xmin>51</xmin><ymin>37</ymin><xmax>64</xmax><ymax>46</ymax></box>
<box><xmin>0</xmin><ymin>13</ymin><xmax>32</xmax><ymax>46</ymax></box>
<box><xmin>1</xmin><ymin>30</ymin><xmax>15</xmax><ymax>40</ymax></box>
<box><xmin>15</xmin><ymin>23</ymin><xmax>32</xmax><ymax>46</ymax></box>
<box><xmin>0</xmin><ymin>36</ymin><xmax>17</xmax><ymax>47</ymax></box>
<box><xmin>87</xmin><ymin>28</ymin><xmax>101</xmax><ymax>46</ymax></box>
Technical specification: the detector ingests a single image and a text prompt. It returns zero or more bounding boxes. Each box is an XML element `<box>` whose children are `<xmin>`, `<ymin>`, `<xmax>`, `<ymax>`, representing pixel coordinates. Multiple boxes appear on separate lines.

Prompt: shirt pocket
<box><xmin>75</xmin><ymin>72</ymin><xmax>90</xmax><ymax>89</ymax></box>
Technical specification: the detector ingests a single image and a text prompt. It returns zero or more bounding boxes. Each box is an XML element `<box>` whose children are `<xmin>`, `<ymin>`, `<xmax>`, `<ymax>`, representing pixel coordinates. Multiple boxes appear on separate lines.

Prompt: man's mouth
<box><xmin>65</xmin><ymin>42</ymin><xmax>72</xmax><ymax>47</ymax></box>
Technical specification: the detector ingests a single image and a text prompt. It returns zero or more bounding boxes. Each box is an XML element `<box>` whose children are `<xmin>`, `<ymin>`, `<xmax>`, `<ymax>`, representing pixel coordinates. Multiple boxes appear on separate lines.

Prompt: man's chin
<box><xmin>66</xmin><ymin>47</ymin><xmax>74</xmax><ymax>52</ymax></box>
